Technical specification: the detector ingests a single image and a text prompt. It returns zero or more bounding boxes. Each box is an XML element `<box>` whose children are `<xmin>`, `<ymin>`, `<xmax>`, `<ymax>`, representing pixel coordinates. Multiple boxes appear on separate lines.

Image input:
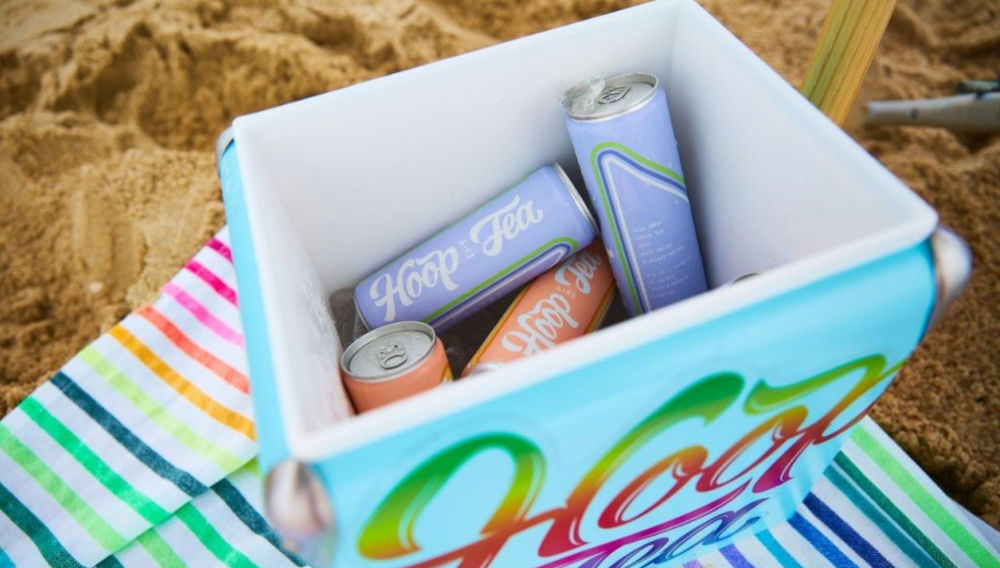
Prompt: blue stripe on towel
<box><xmin>804</xmin><ymin>493</ymin><xmax>894</xmax><ymax>567</ymax></box>
<box><xmin>50</xmin><ymin>372</ymin><xmax>208</xmax><ymax>498</ymax></box>
<box><xmin>789</xmin><ymin>512</ymin><xmax>858</xmax><ymax>567</ymax></box>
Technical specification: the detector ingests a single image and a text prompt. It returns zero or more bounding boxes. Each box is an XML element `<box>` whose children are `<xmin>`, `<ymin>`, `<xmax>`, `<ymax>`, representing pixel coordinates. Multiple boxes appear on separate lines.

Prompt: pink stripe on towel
<box><xmin>185</xmin><ymin>260</ymin><xmax>238</xmax><ymax>307</ymax></box>
<box><xmin>206</xmin><ymin>237</ymin><xmax>233</xmax><ymax>263</ymax></box>
<box><xmin>162</xmin><ymin>282</ymin><xmax>244</xmax><ymax>347</ymax></box>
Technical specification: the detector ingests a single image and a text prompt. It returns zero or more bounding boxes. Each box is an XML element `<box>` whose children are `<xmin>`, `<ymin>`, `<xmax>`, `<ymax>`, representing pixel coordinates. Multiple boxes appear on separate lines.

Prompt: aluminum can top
<box><xmin>341</xmin><ymin>321</ymin><xmax>437</xmax><ymax>382</ymax></box>
<box><xmin>561</xmin><ymin>73</ymin><xmax>659</xmax><ymax>122</ymax></box>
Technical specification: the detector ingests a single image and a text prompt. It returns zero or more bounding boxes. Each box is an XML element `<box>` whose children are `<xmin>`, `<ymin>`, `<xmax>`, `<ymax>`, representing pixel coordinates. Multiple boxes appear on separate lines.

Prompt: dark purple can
<box><xmin>355</xmin><ymin>165</ymin><xmax>597</xmax><ymax>331</ymax></box>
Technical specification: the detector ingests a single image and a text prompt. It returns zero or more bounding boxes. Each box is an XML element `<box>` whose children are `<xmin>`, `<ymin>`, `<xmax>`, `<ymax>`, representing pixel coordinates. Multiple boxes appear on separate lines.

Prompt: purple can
<box><xmin>355</xmin><ymin>165</ymin><xmax>598</xmax><ymax>331</ymax></box>
<box><xmin>562</xmin><ymin>72</ymin><xmax>707</xmax><ymax>316</ymax></box>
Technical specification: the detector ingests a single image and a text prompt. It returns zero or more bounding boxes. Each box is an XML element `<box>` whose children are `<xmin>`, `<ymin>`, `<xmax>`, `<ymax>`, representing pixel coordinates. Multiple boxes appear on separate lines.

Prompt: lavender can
<box><xmin>562</xmin><ymin>72</ymin><xmax>707</xmax><ymax>316</ymax></box>
<box><xmin>355</xmin><ymin>165</ymin><xmax>598</xmax><ymax>331</ymax></box>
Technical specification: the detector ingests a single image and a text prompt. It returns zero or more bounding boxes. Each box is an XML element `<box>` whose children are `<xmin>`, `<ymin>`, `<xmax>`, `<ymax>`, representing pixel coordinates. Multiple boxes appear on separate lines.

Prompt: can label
<box><xmin>356</xmin><ymin>165</ymin><xmax>597</xmax><ymax>331</ymax></box>
<box><xmin>464</xmin><ymin>242</ymin><xmax>615</xmax><ymax>374</ymax></box>
<box><xmin>565</xmin><ymin>75</ymin><xmax>707</xmax><ymax>316</ymax></box>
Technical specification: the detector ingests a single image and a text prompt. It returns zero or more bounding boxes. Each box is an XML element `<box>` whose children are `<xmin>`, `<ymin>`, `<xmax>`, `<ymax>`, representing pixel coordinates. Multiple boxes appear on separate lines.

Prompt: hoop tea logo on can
<box><xmin>563</xmin><ymin>73</ymin><xmax>708</xmax><ymax>316</ymax></box>
<box><xmin>340</xmin><ymin>321</ymin><xmax>452</xmax><ymax>412</ymax></box>
<box><xmin>469</xmin><ymin>195</ymin><xmax>545</xmax><ymax>257</ymax></box>
<box><xmin>355</xmin><ymin>165</ymin><xmax>598</xmax><ymax>332</ymax></box>
<box><xmin>463</xmin><ymin>242</ymin><xmax>615</xmax><ymax>376</ymax></box>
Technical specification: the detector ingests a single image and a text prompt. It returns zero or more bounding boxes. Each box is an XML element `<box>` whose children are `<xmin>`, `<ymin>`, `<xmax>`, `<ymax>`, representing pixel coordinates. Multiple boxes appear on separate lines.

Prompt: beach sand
<box><xmin>1</xmin><ymin>0</ymin><xmax>997</xmax><ymax>527</ymax></box>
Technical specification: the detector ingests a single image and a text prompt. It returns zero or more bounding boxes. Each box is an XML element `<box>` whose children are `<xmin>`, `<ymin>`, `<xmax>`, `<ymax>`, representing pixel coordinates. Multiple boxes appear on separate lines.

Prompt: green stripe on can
<box><xmin>589</xmin><ymin>142</ymin><xmax>685</xmax><ymax>315</ymax></box>
<box><xmin>424</xmin><ymin>237</ymin><xmax>579</xmax><ymax>322</ymax></box>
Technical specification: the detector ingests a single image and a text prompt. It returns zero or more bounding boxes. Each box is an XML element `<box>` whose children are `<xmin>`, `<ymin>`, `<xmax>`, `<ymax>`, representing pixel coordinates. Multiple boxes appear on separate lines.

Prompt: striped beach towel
<box><xmin>1</xmin><ymin>230</ymin><xmax>998</xmax><ymax>567</ymax></box>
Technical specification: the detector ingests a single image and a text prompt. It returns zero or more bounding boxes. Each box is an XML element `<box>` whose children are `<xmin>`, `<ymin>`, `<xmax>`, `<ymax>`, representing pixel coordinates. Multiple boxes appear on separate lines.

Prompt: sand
<box><xmin>1</xmin><ymin>0</ymin><xmax>997</xmax><ymax>528</ymax></box>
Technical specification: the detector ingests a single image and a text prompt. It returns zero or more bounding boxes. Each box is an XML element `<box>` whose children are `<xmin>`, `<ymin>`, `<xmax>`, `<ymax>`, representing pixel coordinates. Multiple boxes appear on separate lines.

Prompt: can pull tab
<box><xmin>376</xmin><ymin>342</ymin><xmax>408</xmax><ymax>370</ymax></box>
<box><xmin>598</xmin><ymin>85</ymin><xmax>631</xmax><ymax>105</ymax></box>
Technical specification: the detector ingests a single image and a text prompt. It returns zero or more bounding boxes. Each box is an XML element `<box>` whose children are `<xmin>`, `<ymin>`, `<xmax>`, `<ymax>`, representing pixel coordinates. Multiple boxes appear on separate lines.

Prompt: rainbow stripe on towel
<box><xmin>1</xmin><ymin>229</ymin><xmax>997</xmax><ymax>567</ymax></box>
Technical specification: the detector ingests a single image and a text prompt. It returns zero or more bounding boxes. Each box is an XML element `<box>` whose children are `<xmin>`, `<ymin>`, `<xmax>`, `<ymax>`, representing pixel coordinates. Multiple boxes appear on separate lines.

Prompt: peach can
<box><xmin>341</xmin><ymin>321</ymin><xmax>452</xmax><ymax>412</ymax></box>
<box><xmin>463</xmin><ymin>242</ymin><xmax>615</xmax><ymax>376</ymax></box>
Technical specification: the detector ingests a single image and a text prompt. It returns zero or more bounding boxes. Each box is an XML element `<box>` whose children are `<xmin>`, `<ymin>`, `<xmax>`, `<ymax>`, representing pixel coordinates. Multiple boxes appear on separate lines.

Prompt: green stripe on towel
<box><xmin>0</xmin><ymin>480</ymin><xmax>84</xmax><ymax>567</ymax></box>
<box><xmin>852</xmin><ymin>425</ymin><xmax>1000</xmax><ymax>567</ymax></box>
<box><xmin>175</xmin><ymin>504</ymin><xmax>259</xmax><ymax>568</ymax></box>
<box><xmin>19</xmin><ymin>397</ymin><xmax>171</xmax><ymax>526</ymax></box>
<box><xmin>0</xmin><ymin>424</ymin><xmax>128</xmax><ymax>553</ymax></box>
<box><xmin>834</xmin><ymin>452</ymin><xmax>956</xmax><ymax>567</ymax></box>
<box><xmin>78</xmin><ymin>346</ymin><xmax>245</xmax><ymax>473</ymax></box>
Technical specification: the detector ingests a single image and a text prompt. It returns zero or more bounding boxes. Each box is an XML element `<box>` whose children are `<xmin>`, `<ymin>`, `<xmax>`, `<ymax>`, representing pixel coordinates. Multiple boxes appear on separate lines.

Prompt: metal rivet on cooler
<box><xmin>264</xmin><ymin>460</ymin><xmax>337</xmax><ymax>567</ymax></box>
<box><xmin>926</xmin><ymin>226</ymin><xmax>972</xmax><ymax>333</ymax></box>
<box><xmin>214</xmin><ymin>125</ymin><xmax>235</xmax><ymax>166</ymax></box>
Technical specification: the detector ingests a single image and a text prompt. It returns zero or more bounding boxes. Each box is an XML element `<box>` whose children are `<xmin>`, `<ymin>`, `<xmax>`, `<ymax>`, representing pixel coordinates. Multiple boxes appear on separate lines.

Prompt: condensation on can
<box><xmin>340</xmin><ymin>321</ymin><xmax>452</xmax><ymax>412</ymax></box>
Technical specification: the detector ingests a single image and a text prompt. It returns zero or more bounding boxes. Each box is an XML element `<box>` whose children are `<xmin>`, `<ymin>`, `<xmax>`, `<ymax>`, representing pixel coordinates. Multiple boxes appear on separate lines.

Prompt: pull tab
<box><xmin>376</xmin><ymin>342</ymin><xmax>408</xmax><ymax>370</ymax></box>
<box><xmin>598</xmin><ymin>85</ymin><xmax>630</xmax><ymax>105</ymax></box>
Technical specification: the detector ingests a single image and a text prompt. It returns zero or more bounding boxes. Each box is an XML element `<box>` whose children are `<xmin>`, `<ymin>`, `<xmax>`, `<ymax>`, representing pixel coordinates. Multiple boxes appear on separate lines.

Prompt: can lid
<box><xmin>552</xmin><ymin>164</ymin><xmax>599</xmax><ymax>236</ymax></box>
<box><xmin>215</xmin><ymin>125</ymin><xmax>235</xmax><ymax>166</ymax></box>
<box><xmin>341</xmin><ymin>321</ymin><xmax>436</xmax><ymax>381</ymax></box>
<box><xmin>561</xmin><ymin>73</ymin><xmax>658</xmax><ymax>121</ymax></box>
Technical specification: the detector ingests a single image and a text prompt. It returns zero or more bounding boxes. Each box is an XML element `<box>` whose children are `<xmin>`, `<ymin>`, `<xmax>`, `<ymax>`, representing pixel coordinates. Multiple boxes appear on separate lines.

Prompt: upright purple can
<box><xmin>355</xmin><ymin>164</ymin><xmax>598</xmax><ymax>332</ymax></box>
<box><xmin>562</xmin><ymin>72</ymin><xmax>707</xmax><ymax>316</ymax></box>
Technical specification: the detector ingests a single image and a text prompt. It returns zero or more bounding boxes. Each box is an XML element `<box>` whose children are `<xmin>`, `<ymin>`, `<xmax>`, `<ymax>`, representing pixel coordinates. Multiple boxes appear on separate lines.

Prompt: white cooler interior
<box><xmin>229</xmin><ymin>0</ymin><xmax>936</xmax><ymax>452</ymax></box>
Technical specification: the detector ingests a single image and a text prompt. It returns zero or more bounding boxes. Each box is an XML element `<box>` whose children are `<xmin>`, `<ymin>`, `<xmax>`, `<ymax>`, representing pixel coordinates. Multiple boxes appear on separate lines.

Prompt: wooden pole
<box><xmin>801</xmin><ymin>0</ymin><xmax>897</xmax><ymax>126</ymax></box>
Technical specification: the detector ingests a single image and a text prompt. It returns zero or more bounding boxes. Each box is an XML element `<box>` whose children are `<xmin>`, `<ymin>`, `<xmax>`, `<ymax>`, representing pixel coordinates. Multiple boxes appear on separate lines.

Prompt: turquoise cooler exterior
<box><xmin>217</xmin><ymin>1</ymin><xmax>961</xmax><ymax>566</ymax></box>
